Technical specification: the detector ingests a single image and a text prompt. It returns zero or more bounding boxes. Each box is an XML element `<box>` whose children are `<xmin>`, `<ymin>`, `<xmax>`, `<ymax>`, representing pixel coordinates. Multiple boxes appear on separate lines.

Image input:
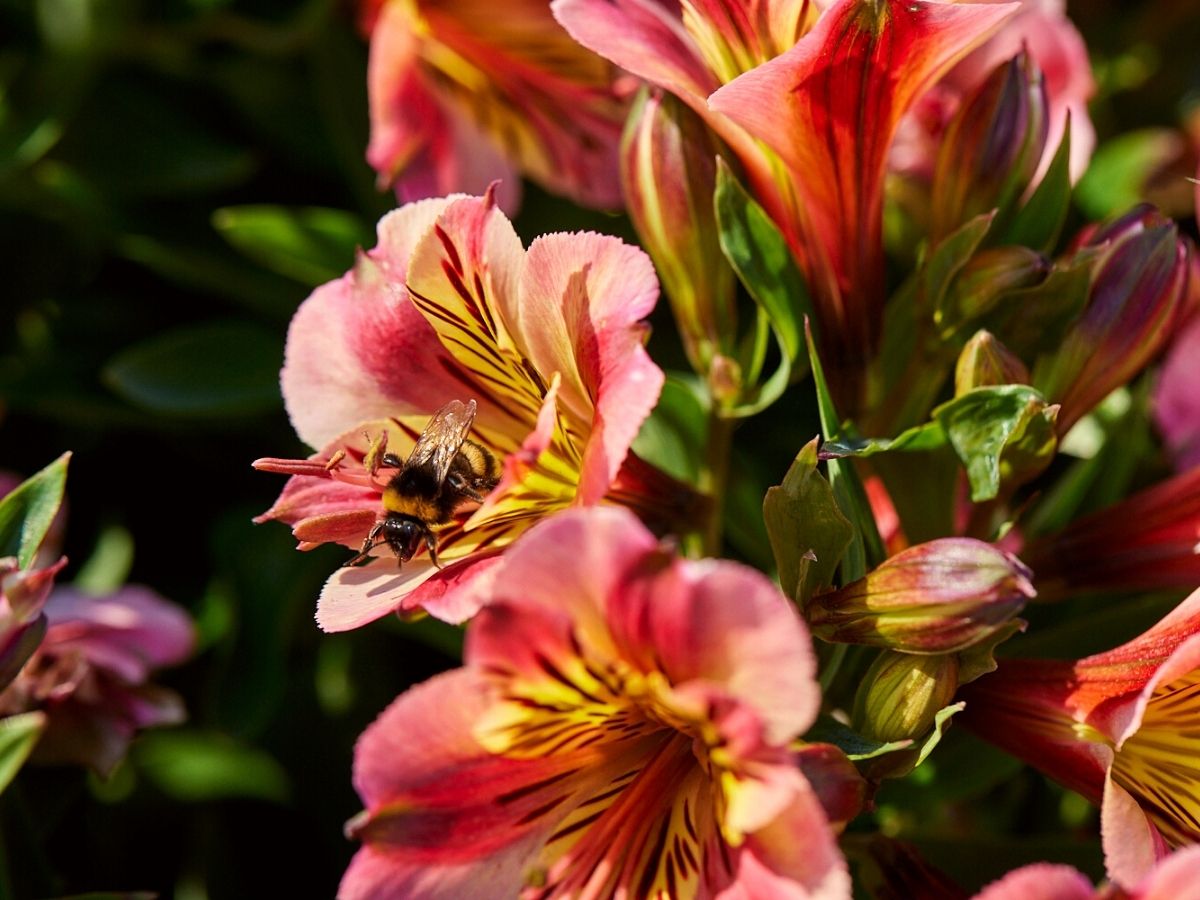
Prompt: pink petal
<box><xmin>519</xmin><ymin>232</ymin><xmax>663</xmax><ymax>503</ymax></box>
<box><xmin>552</xmin><ymin>0</ymin><xmax>718</xmax><ymax>112</ymax></box>
<box><xmin>41</xmin><ymin>586</ymin><xmax>194</xmax><ymax>681</ymax></box>
<box><xmin>971</xmin><ymin>863</ymin><xmax>1094</xmax><ymax>900</ymax></box>
<box><xmin>279</xmin><ymin>198</ymin><xmax>465</xmax><ymax>449</ymax></box>
<box><xmin>316</xmin><ymin>557</ymin><xmax>443</xmax><ymax>632</ymax></box>
<box><xmin>1102</xmin><ymin>773</ymin><xmax>1171</xmax><ymax>889</ymax></box>
<box><xmin>1153</xmin><ymin>314</ymin><xmax>1200</xmax><ymax>471</ymax></box>
<box><xmin>621</xmin><ymin>556</ymin><xmax>820</xmax><ymax>746</ymax></box>
<box><xmin>1134</xmin><ymin>845</ymin><xmax>1200</xmax><ymax>900</ymax></box>
<box><xmin>724</xmin><ymin>770</ymin><xmax>852</xmax><ymax>900</ymax></box>
<box><xmin>793</xmin><ymin>743</ymin><xmax>866</xmax><ymax>830</ymax></box>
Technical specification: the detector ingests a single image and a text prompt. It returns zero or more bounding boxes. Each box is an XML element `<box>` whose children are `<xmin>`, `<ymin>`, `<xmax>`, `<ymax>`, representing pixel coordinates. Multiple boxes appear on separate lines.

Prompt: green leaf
<box><xmin>805</xmin><ymin>323</ymin><xmax>885</xmax><ymax>578</ymax></box>
<box><xmin>631</xmin><ymin>374</ymin><xmax>708</xmax><ymax>484</ymax></box>
<box><xmin>0</xmin><ymin>712</ymin><xmax>46</xmax><ymax>795</ymax></box>
<box><xmin>715</xmin><ymin>161</ymin><xmax>812</xmax><ymax>413</ymax></box>
<box><xmin>763</xmin><ymin>438</ymin><xmax>854</xmax><ymax>606</ymax></box>
<box><xmin>73</xmin><ymin>524</ymin><xmax>134</xmax><ymax>595</ymax></box>
<box><xmin>1075</xmin><ymin>129</ymin><xmax>1182</xmax><ymax>221</ymax></box>
<box><xmin>922</xmin><ymin>212</ymin><xmax>995</xmax><ymax>318</ymax></box>
<box><xmin>981</xmin><ymin>250</ymin><xmax>1095</xmax><ymax>359</ymax></box>
<box><xmin>932</xmin><ymin>385</ymin><xmax>1058</xmax><ymax>502</ymax></box>
<box><xmin>819</xmin><ymin>420</ymin><xmax>946</xmax><ymax>459</ymax></box>
<box><xmin>213</xmin><ymin>205</ymin><xmax>372</xmax><ymax>286</ymax></box>
<box><xmin>136</xmin><ymin>730</ymin><xmax>290</xmax><ymax>803</ymax></box>
<box><xmin>103</xmin><ymin>321</ymin><xmax>283</xmax><ymax>417</ymax></box>
<box><xmin>999</xmin><ymin>121</ymin><xmax>1071</xmax><ymax>253</ymax></box>
<box><xmin>803</xmin><ymin>716</ymin><xmax>913</xmax><ymax>762</ymax></box>
<box><xmin>0</xmin><ymin>452</ymin><xmax>70</xmax><ymax>568</ymax></box>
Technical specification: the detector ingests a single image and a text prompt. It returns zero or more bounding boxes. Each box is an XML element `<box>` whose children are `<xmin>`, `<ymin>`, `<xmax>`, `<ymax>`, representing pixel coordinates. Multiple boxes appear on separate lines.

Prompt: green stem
<box><xmin>696</xmin><ymin>411</ymin><xmax>735</xmax><ymax>558</ymax></box>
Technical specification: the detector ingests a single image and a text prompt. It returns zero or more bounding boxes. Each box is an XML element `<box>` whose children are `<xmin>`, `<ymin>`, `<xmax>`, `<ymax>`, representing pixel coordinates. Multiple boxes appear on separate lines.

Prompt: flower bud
<box><xmin>0</xmin><ymin>557</ymin><xmax>63</xmax><ymax>691</ymax></box>
<box><xmin>955</xmin><ymin>330</ymin><xmax>1030</xmax><ymax>396</ymax></box>
<box><xmin>1033</xmin><ymin>205</ymin><xmax>1190</xmax><ymax>434</ymax></box>
<box><xmin>936</xmin><ymin>246</ymin><xmax>1050</xmax><ymax>338</ymax></box>
<box><xmin>852</xmin><ymin>650</ymin><xmax>960</xmax><ymax>743</ymax></box>
<box><xmin>931</xmin><ymin>51</ymin><xmax>1049</xmax><ymax>241</ymax></box>
<box><xmin>621</xmin><ymin>89</ymin><xmax>736</xmax><ymax>375</ymax></box>
<box><xmin>808</xmin><ymin>538</ymin><xmax>1035</xmax><ymax>653</ymax></box>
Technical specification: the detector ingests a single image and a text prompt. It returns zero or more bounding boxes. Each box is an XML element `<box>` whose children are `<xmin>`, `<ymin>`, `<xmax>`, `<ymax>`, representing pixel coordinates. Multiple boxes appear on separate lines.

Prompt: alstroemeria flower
<box><xmin>558</xmin><ymin>0</ymin><xmax>1017</xmax><ymax>406</ymax></box>
<box><xmin>1022</xmin><ymin>466</ymin><xmax>1200</xmax><ymax>599</ymax></box>
<box><xmin>341</xmin><ymin>507</ymin><xmax>854</xmax><ymax>899</ymax></box>
<box><xmin>959</xmin><ymin>586</ymin><xmax>1200</xmax><ymax>886</ymax></box>
<box><xmin>0</xmin><ymin>585</ymin><xmax>194</xmax><ymax>776</ymax></box>
<box><xmin>972</xmin><ymin>845</ymin><xmax>1200</xmax><ymax>899</ymax></box>
<box><xmin>364</xmin><ymin>0</ymin><xmax>629</xmax><ymax>209</ymax></box>
<box><xmin>255</xmin><ymin>191</ymin><xmax>682</xmax><ymax>632</ymax></box>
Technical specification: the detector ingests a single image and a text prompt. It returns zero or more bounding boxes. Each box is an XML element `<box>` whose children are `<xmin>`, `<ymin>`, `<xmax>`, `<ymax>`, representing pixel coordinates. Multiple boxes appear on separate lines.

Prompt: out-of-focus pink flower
<box><xmin>558</xmin><ymin>0</ymin><xmax>1017</xmax><ymax>409</ymax></box>
<box><xmin>1153</xmin><ymin>313</ymin><xmax>1200</xmax><ymax>471</ymax></box>
<box><xmin>364</xmin><ymin>0</ymin><xmax>629</xmax><ymax>210</ymax></box>
<box><xmin>255</xmin><ymin>192</ymin><xmax>699</xmax><ymax>632</ymax></box>
<box><xmin>341</xmin><ymin>507</ymin><xmax>855</xmax><ymax>899</ymax></box>
<box><xmin>0</xmin><ymin>585</ymin><xmax>194</xmax><ymax>776</ymax></box>
<box><xmin>972</xmin><ymin>845</ymin><xmax>1200</xmax><ymax>899</ymax></box>
<box><xmin>959</xmin><ymin>587</ymin><xmax>1200</xmax><ymax>887</ymax></box>
<box><xmin>0</xmin><ymin>556</ymin><xmax>66</xmax><ymax>691</ymax></box>
<box><xmin>893</xmin><ymin>0</ymin><xmax>1096</xmax><ymax>185</ymax></box>
<box><xmin>1022</xmin><ymin>466</ymin><xmax>1200</xmax><ymax>599</ymax></box>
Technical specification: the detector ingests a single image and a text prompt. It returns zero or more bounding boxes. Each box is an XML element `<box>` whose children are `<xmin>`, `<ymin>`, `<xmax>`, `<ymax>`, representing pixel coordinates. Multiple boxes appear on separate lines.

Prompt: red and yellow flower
<box><xmin>341</xmin><ymin>507</ymin><xmax>857</xmax><ymax>899</ymax></box>
<box><xmin>960</xmin><ymin>587</ymin><xmax>1200</xmax><ymax>886</ymax></box>
<box><xmin>255</xmin><ymin>191</ymin><xmax>697</xmax><ymax>631</ymax></box>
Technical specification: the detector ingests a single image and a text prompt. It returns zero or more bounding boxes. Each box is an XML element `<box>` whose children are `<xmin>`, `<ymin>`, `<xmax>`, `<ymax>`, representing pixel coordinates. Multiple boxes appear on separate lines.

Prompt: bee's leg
<box><xmin>422</xmin><ymin>535</ymin><xmax>441</xmax><ymax>571</ymax></box>
<box><xmin>344</xmin><ymin>522</ymin><xmax>385</xmax><ymax>568</ymax></box>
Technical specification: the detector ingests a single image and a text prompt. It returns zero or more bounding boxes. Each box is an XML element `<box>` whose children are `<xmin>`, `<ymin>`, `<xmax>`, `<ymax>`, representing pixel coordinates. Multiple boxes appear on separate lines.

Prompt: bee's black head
<box><xmin>381</xmin><ymin>515</ymin><xmax>427</xmax><ymax>563</ymax></box>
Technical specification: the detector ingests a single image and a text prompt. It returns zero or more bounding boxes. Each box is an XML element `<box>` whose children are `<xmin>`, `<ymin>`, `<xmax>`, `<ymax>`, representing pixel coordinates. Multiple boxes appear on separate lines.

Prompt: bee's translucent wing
<box><xmin>404</xmin><ymin>399</ymin><xmax>477</xmax><ymax>484</ymax></box>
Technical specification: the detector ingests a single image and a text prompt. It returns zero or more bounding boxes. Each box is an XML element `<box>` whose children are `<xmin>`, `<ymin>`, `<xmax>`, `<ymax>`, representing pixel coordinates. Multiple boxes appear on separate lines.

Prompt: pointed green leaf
<box><xmin>933</xmin><ymin>385</ymin><xmax>1058</xmax><ymax>502</ymax></box>
<box><xmin>213</xmin><ymin>205</ymin><xmax>372</xmax><ymax>286</ymax></box>
<box><xmin>763</xmin><ymin>438</ymin><xmax>854</xmax><ymax>606</ymax></box>
<box><xmin>0</xmin><ymin>452</ymin><xmax>70</xmax><ymax>568</ymax></box>
<box><xmin>803</xmin><ymin>716</ymin><xmax>913</xmax><ymax>762</ymax></box>
<box><xmin>0</xmin><ymin>711</ymin><xmax>46</xmax><ymax>795</ymax></box>
<box><xmin>819</xmin><ymin>420</ymin><xmax>947</xmax><ymax>459</ymax></box>
<box><xmin>999</xmin><ymin>120</ymin><xmax>1071</xmax><ymax>253</ymax></box>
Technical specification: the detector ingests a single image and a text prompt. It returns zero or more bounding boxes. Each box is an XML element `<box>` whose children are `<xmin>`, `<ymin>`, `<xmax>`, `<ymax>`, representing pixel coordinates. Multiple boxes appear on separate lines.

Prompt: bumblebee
<box><xmin>346</xmin><ymin>399</ymin><xmax>500</xmax><ymax>568</ymax></box>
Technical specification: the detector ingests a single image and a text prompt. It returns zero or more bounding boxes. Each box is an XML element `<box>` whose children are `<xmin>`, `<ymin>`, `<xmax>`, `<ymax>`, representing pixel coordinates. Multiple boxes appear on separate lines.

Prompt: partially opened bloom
<box><xmin>255</xmin><ymin>191</ymin><xmax>687</xmax><ymax>631</ymax></box>
<box><xmin>342</xmin><ymin>507</ymin><xmax>853</xmax><ymax>899</ymax></box>
<box><xmin>972</xmin><ymin>844</ymin><xmax>1200</xmax><ymax>899</ymax></box>
<box><xmin>364</xmin><ymin>0</ymin><xmax>629</xmax><ymax>209</ymax></box>
<box><xmin>0</xmin><ymin>585</ymin><xmax>194</xmax><ymax>776</ymax></box>
<box><xmin>959</xmin><ymin>587</ymin><xmax>1200</xmax><ymax>886</ymax></box>
<box><xmin>1022</xmin><ymin>466</ymin><xmax>1200</xmax><ymax>599</ymax></box>
<box><xmin>0</xmin><ymin>555</ymin><xmax>66</xmax><ymax>691</ymax></box>
<box><xmin>557</xmin><ymin>0</ymin><xmax>1017</xmax><ymax>406</ymax></box>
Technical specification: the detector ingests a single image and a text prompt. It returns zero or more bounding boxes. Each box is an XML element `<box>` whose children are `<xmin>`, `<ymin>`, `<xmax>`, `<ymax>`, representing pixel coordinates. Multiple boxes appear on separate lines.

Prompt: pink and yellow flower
<box><xmin>341</xmin><ymin>506</ymin><xmax>856</xmax><ymax>899</ymax></box>
<box><xmin>255</xmin><ymin>191</ymin><xmax>694</xmax><ymax>632</ymax></box>
<box><xmin>959</xmin><ymin>587</ymin><xmax>1200</xmax><ymax>886</ymax></box>
<box><xmin>557</xmin><ymin>0</ymin><xmax>1018</xmax><ymax>406</ymax></box>
<box><xmin>364</xmin><ymin>0</ymin><xmax>630</xmax><ymax>209</ymax></box>
<box><xmin>0</xmin><ymin>585</ymin><xmax>194</xmax><ymax>776</ymax></box>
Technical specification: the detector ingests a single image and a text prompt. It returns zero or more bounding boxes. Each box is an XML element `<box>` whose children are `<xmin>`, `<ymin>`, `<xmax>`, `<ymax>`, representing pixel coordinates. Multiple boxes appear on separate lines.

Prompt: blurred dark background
<box><xmin>0</xmin><ymin>0</ymin><xmax>1197</xmax><ymax>897</ymax></box>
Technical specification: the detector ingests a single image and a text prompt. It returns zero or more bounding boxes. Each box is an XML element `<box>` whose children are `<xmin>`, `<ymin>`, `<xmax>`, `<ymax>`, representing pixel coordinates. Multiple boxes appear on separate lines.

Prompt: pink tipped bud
<box><xmin>955</xmin><ymin>331</ymin><xmax>1030</xmax><ymax>396</ymax></box>
<box><xmin>808</xmin><ymin>538</ymin><xmax>1035</xmax><ymax>654</ymax></box>
<box><xmin>1034</xmin><ymin>205</ymin><xmax>1190</xmax><ymax>434</ymax></box>
<box><xmin>620</xmin><ymin>89</ymin><xmax>736</xmax><ymax>375</ymax></box>
<box><xmin>931</xmin><ymin>51</ymin><xmax>1049</xmax><ymax>240</ymax></box>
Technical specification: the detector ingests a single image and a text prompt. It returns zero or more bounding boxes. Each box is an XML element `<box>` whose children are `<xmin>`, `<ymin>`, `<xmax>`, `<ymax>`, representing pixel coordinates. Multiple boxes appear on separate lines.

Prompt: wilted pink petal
<box><xmin>342</xmin><ymin>507</ymin><xmax>852</xmax><ymax>898</ymax></box>
<box><xmin>0</xmin><ymin>585</ymin><xmax>194</xmax><ymax>776</ymax></box>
